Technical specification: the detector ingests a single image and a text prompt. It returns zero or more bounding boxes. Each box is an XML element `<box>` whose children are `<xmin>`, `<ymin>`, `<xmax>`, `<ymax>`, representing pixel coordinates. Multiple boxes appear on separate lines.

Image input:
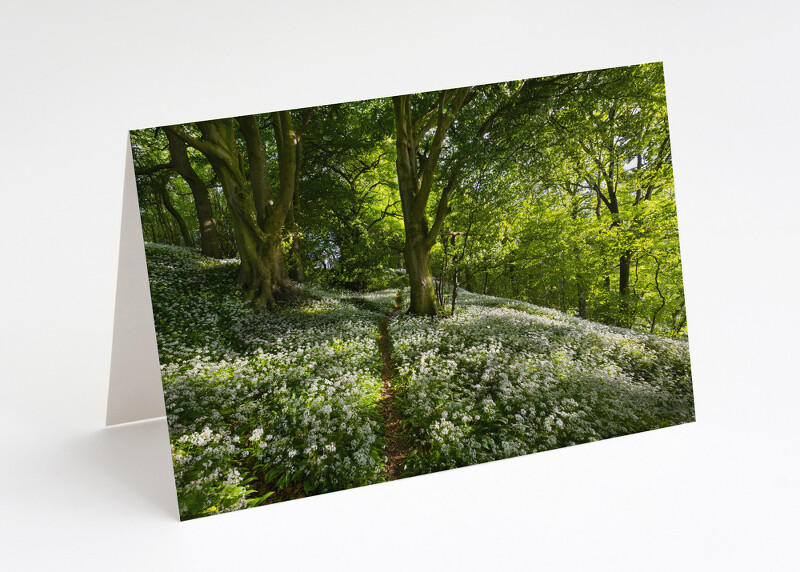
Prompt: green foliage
<box><xmin>296</xmin><ymin>100</ymin><xmax>405</xmax><ymax>290</ymax></box>
<box><xmin>133</xmin><ymin>62</ymin><xmax>685</xmax><ymax>334</ymax></box>
<box><xmin>426</xmin><ymin>63</ymin><xmax>685</xmax><ymax>336</ymax></box>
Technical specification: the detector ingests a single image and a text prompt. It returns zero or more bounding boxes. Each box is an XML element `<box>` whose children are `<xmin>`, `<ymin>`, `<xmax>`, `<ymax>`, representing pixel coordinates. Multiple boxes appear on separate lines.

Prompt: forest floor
<box><xmin>146</xmin><ymin>243</ymin><xmax>695</xmax><ymax>520</ymax></box>
<box><xmin>377</xmin><ymin>300</ymin><xmax>411</xmax><ymax>480</ymax></box>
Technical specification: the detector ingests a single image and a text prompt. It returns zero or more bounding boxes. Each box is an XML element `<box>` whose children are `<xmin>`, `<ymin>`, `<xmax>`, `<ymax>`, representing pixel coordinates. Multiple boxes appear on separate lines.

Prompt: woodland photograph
<box><xmin>131</xmin><ymin>62</ymin><xmax>694</xmax><ymax>520</ymax></box>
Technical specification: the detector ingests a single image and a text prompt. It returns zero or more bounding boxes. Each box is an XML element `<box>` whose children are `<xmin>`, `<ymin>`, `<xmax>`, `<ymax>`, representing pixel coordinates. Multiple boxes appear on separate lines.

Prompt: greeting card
<box><xmin>111</xmin><ymin>62</ymin><xmax>694</xmax><ymax>520</ymax></box>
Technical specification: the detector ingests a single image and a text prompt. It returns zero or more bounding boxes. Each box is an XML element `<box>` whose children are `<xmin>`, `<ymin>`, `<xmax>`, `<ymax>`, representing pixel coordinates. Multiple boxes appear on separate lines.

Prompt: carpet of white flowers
<box><xmin>147</xmin><ymin>244</ymin><xmax>392</xmax><ymax>519</ymax></box>
<box><xmin>146</xmin><ymin>244</ymin><xmax>694</xmax><ymax>519</ymax></box>
<box><xmin>388</xmin><ymin>291</ymin><xmax>695</xmax><ymax>474</ymax></box>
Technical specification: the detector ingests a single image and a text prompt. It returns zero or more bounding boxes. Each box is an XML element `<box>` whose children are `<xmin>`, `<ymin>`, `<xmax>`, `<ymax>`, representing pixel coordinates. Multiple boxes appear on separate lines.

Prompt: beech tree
<box><xmin>131</xmin><ymin>128</ymin><xmax>224</xmax><ymax>258</ymax></box>
<box><xmin>164</xmin><ymin>129</ymin><xmax>223</xmax><ymax>258</ymax></box>
<box><xmin>393</xmin><ymin>88</ymin><xmax>471</xmax><ymax>315</ymax></box>
<box><xmin>165</xmin><ymin>111</ymin><xmax>311</xmax><ymax>309</ymax></box>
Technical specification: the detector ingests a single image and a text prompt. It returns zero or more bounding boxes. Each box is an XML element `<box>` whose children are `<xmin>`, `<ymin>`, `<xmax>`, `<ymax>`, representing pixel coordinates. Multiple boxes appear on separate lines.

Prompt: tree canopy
<box><xmin>132</xmin><ymin>62</ymin><xmax>686</xmax><ymax>337</ymax></box>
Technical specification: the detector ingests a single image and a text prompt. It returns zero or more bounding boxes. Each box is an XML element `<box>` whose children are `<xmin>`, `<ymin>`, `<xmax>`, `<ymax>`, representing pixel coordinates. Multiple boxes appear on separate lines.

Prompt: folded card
<box><xmin>110</xmin><ymin>62</ymin><xmax>695</xmax><ymax>520</ymax></box>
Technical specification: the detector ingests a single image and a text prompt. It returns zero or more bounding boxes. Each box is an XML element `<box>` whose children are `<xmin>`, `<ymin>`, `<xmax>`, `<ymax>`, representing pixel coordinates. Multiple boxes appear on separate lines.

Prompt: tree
<box><xmin>543</xmin><ymin>63</ymin><xmax>673</xmax><ymax>325</ymax></box>
<box><xmin>131</xmin><ymin>128</ymin><xmax>225</xmax><ymax>258</ymax></box>
<box><xmin>164</xmin><ymin>129</ymin><xmax>223</xmax><ymax>258</ymax></box>
<box><xmin>165</xmin><ymin>111</ymin><xmax>311</xmax><ymax>309</ymax></box>
<box><xmin>393</xmin><ymin>88</ymin><xmax>471</xmax><ymax>315</ymax></box>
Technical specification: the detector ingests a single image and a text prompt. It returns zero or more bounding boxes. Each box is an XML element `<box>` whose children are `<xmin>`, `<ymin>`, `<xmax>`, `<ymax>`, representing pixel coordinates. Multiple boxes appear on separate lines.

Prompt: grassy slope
<box><xmin>146</xmin><ymin>244</ymin><xmax>694</xmax><ymax>519</ymax></box>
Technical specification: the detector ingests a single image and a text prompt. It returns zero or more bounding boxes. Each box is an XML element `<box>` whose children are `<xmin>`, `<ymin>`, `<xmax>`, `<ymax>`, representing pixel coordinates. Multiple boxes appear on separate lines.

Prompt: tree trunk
<box><xmin>285</xmin><ymin>138</ymin><xmax>305</xmax><ymax>283</ymax></box>
<box><xmin>235</xmin><ymin>227</ymin><xmax>293</xmax><ymax>309</ymax></box>
<box><xmin>463</xmin><ymin>268</ymin><xmax>474</xmax><ymax>293</ymax></box>
<box><xmin>619</xmin><ymin>251</ymin><xmax>631</xmax><ymax>299</ymax></box>
<box><xmin>154</xmin><ymin>193</ymin><xmax>175</xmax><ymax>244</ymax></box>
<box><xmin>450</xmin><ymin>266</ymin><xmax>459</xmax><ymax>316</ymax></box>
<box><xmin>285</xmin><ymin>202</ymin><xmax>305</xmax><ymax>283</ymax></box>
<box><xmin>165</xmin><ymin>129</ymin><xmax>223</xmax><ymax>258</ymax></box>
<box><xmin>437</xmin><ymin>235</ymin><xmax>448</xmax><ymax>306</ymax></box>
<box><xmin>158</xmin><ymin>185</ymin><xmax>192</xmax><ymax>246</ymax></box>
<box><xmin>405</xmin><ymin>222</ymin><xmax>438</xmax><ymax>315</ymax></box>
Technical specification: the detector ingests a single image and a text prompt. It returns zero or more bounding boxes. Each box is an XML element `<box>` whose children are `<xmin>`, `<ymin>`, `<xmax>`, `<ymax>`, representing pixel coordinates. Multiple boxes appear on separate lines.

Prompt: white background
<box><xmin>2</xmin><ymin>1</ymin><xmax>798</xmax><ymax>570</ymax></box>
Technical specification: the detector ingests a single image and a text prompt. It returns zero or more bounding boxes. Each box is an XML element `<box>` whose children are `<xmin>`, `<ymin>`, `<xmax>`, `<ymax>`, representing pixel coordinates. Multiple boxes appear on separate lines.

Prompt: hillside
<box><xmin>147</xmin><ymin>244</ymin><xmax>694</xmax><ymax>519</ymax></box>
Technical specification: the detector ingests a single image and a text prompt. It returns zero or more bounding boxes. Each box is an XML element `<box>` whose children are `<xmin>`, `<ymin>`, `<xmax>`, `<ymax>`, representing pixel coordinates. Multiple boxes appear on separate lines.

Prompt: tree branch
<box><xmin>592</xmin><ymin>182</ymin><xmax>612</xmax><ymax>211</ymax></box>
<box><xmin>416</xmin><ymin>87</ymin><xmax>471</xmax><ymax>211</ymax></box>
<box><xmin>426</xmin><ymin>173</ymin><xmax>459</xmax><ymax>250</ymax></box>
<box><xmin>365</xmin><ymin>198</ymin><xmax>402</xmax><ymax>232</ymax></box>
<box><xmin>412</xmin><ymin>100</ymin><xmax>440</xmax><ymax>144</ymax></box>
<box><xmin>165</xmin><ymin>124</ymin><xmax>228</xmax><ymax>166</ymax></box>
<box><xmin>135</xmin><ymin>162</ymin><xmax>173</xmax><ymax>176</ymax></box>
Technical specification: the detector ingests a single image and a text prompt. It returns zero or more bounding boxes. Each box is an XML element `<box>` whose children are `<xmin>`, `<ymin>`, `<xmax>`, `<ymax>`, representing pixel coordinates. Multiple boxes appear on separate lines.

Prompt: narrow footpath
<box><xmin>377</xmin><ymin>297</ymin><xmax>412</xmax><ymax>480</ymax></box>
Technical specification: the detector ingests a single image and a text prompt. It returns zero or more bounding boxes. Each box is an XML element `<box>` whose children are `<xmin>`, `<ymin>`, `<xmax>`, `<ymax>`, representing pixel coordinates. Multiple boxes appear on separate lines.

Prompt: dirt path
<box><xmin>377</xmin><ymin>301</ymin><xmax>412</xmax><ymax>481</ymax></box>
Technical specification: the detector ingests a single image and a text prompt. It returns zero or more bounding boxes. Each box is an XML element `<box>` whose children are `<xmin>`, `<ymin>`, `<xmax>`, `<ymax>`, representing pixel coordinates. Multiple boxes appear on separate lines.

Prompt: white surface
<box><xmin>1</xmin><ymin>1</ymin><xmax>798</xmax><ymax>570</ymax></box>
<box><xmin>105</xmin><ymin>138</ymin><xmax>165</xmax><ymax>425</ymax></box>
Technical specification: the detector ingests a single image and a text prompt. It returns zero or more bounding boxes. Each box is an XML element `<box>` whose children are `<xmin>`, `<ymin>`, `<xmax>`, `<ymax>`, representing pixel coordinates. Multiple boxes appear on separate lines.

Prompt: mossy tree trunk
<box><xmin>165</xmin><ymin>111</ymin><xmax>307</xmax><ymax>310</ymax></box>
